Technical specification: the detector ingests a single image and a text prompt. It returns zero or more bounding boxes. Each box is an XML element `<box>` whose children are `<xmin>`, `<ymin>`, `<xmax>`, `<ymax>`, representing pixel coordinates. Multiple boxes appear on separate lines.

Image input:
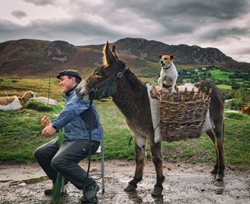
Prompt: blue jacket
<box><xmin>52</xmin><ymin>89</ymin><xmax>102</xmax><ymax>142</ymax></box>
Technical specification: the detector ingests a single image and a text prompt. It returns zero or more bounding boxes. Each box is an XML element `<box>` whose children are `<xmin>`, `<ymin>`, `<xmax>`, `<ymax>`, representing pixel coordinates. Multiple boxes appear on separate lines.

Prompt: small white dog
<box><xmin>158</xmin><ymin>54</ymin><xmax>178</xmax><ymax>93</ymax></box>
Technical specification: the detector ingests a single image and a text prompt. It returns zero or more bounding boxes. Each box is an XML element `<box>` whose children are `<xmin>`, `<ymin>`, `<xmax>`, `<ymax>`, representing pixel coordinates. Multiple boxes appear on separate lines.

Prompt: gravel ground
<box><xmin>0</xmin><ymin>160</ymin><xmax>250</xmax><ymax>204</ymax></box>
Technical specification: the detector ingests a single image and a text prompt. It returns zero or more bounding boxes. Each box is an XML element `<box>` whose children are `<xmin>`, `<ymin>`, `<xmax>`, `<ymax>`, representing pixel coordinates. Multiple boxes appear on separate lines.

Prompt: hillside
<box><xmin>0</xmin><ymin>39</ymin><xmax>103</xmax><ymax>77</ymax></box>
<box><xmin>0</xmin><ymin>37</ymin><xmax>249</xmax><ymax>77</ymax></box>
<box><xmin>87</xmin><ymin>38</ymin><xmax>235</xmax><ymax>65</ymax></box>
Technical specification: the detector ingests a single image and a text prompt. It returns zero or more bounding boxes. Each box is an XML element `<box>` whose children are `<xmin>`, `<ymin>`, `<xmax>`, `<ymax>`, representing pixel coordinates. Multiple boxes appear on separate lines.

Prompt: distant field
<box><xmin>210</xmin><ymin>69</ymin><xmax>233</xmax><ymax>80</ymax></box>
<box><xmin>217</xmin><ymin>84</ymin><xmax>232</xmax><ymax>90</ymax></box>
<box><xmin>0</xmin><ymin>78</ymin><xmax>63</xmax><ymax>101</ymax></box>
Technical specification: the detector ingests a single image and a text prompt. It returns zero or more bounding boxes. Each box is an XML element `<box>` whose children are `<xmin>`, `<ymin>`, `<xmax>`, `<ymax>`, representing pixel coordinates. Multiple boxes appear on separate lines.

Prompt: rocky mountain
<box><xmin>0</xmin><ymin>37</ymin><xmax>249</xmax><ymax>77</ymax></box>
<box><xmin>0</xmin><ymin>39</ymin><xmax>103</xmax><ymax>77</ymax></box>
<box><xmin>86</xmin><ymin>37</ymin><xmax>241</xmax><ymax>66</ymax></box>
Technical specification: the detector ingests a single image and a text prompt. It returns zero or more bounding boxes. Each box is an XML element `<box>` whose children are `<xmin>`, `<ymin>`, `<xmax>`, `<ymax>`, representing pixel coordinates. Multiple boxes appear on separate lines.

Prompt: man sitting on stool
<box><xmin>34</xmin><ymin>69</ymin><xmax>102</xmax><ymax>203</ymax></box>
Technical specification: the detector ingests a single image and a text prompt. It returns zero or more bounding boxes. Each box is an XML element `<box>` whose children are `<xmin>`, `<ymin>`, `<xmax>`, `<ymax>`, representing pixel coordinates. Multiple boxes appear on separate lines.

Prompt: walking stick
<box><xmin>50</xmin><ymin>133</ymin><xmax>64</xmax><ymax>204</ymax></box>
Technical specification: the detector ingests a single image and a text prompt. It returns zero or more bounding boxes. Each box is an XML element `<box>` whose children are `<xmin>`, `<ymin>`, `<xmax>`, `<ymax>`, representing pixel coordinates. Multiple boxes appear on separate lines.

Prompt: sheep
<box><xmin>0</xmin><ymin>91</ymin><xmax>34</xmax><ymax>111</ymax></box>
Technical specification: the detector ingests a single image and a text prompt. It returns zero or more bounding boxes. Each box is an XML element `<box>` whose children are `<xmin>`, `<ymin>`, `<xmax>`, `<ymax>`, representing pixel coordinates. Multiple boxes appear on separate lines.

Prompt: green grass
<box><xmin>0</xmin><ymin>78</ymin><xmax>64</xmax><ymax>101</ymax></box>
<box><xmin>0</xmin><ymin>100</ymin><xmax>134</xmax><ymax>162</ymax></box>
<box><xmin>96</xmin><ymin>101</ymin><xmax>134</xmax><ymax>159</ymax></box>
<box><xmin>0</xmin><ymin>109</ymin><xmax>52</xmax><ymax>162</ymax></box>
<box><xmin>0</xmin><ymin>100</ymin><xmax>250</xmax><ymax>167</ymax></box>
<box><xmin>217</xmin><ymin>84</ymin><xmax>232</xmax><ymax>90</ymax></box>
<box><xmin>25</xmin><ymin>100</ymin><xmax>54</xmax><ymax>112</ymax></box>
<box><xmin>210</xmin><ymin>69</ymin><xmax>233</xmax><ymax>80</ymax></box>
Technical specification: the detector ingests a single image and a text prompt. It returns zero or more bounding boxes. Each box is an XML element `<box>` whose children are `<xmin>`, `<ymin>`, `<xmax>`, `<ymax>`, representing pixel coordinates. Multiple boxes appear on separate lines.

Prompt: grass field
<box><xmin>0</xmin><ymin>78</ymin><xmax>250</xmax><ymax>168</ymax></box>
<box><xmin>210</xmin><ymin>69</ymin><xmax>233</xmax><ymax>80</ymax></box>
<box><xmin>0</xmin><ymin>78</ymin><xmax>63</xmax><ymax>100</ymax></box>
<box><xmin>0</xmin><ymin>98</ymin><xmax>250</xmax><ymax>167</ymax></box>
<box><xmin>0</xmin><ymin>100</ymin><xmax>135</xmax><ymax>162</ymax></box>
<box><xmin>217</xmin><ymin>84</ymin><xmax>232</xmax><ymax>90</ymax></box>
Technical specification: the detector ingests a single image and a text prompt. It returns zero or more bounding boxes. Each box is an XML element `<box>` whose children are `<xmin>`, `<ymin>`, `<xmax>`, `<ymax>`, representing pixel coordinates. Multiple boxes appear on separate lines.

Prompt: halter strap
<box><xmin>87</xmin><ymin>67</ymin><xmax>128</xmax><ymax>98</ymax></box>
<box><xmin>114</xmin><ymin>67</ymin><xmax>128</xmax><ymax>80</ymax></box>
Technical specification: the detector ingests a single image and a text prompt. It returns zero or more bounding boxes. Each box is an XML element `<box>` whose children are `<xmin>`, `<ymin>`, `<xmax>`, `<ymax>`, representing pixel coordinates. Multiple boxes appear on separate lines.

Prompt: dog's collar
<box><xmin>163</xmin><ymin>63</ymin><xmax>172</xmax><ymax>70</ymax></box>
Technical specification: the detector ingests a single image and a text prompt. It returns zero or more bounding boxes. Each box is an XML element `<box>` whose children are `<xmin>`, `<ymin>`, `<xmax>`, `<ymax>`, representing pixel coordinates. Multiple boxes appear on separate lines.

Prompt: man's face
<box><xmin>59</xmin><ymin>75</ymin><xmax>76</xmax><ymax>93</ymax></box>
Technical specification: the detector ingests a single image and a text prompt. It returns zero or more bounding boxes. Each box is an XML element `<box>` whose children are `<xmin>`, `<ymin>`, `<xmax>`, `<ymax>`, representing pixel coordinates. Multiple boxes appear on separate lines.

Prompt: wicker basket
<box><xmin>157</xmin><ymin>89</ymin><xmax>211</xmax><ymax>142</ymax></box>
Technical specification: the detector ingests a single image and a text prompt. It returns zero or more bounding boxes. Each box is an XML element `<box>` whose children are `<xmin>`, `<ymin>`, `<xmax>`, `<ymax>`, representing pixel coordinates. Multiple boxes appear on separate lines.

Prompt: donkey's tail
<box><xmin>195</xmin><ymin>80</ymin><xmax>224</xmax><ymax>103</ymax></box>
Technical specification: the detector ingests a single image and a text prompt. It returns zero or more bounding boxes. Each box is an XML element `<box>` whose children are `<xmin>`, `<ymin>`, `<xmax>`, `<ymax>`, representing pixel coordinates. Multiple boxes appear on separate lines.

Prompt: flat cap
<box><xmin>56</xmin><ymin>69</ymin><xmax>82</xmax><ymax>81</ymax></box>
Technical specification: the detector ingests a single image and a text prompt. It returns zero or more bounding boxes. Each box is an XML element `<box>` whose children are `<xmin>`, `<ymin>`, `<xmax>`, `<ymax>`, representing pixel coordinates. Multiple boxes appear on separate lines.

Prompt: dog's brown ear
<box><xmin>159</xmin><ymin>55</ymin><xmax>162</xmax><ymax>59</ymax></box>
<box><xmin>170</xmin><ymin>55</ymin><xmax>174</xmax><ymax>59</ymax></box>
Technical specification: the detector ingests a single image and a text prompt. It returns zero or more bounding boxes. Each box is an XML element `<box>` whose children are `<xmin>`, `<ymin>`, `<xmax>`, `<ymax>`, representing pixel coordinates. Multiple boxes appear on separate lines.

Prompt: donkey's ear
<box><xmin>112</xmin><ymin>45</ymin><xmax>118</xmax><ymax>59</ymax></box>
<box><xmin>103</xmin><ymin>41</ymin><xmax>116</xmax><ymax>67</ymax></box>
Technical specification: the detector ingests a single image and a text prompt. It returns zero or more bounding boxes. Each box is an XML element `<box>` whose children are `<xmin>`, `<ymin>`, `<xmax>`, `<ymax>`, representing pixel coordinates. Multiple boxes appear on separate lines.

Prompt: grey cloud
<box><xmin>111</xmin><ymin>0</ymin><xmax>249</xmax><ymax>20</ymax></box>
<box><xmin>201</xmin><ymin>27</ymin><xmax>250</xmax><ymax>41</ymax></box>
<box><xmin>0</xmin><ymin>18</ymin><xmax>121</xmax><ymax>44</ymax></box>
<box><xmin>3</xmin><ymin>0</ymin><xmax>250</xmax><ymax>44</ymax></box>
<box><xmin>0</xmin><ymin>20</ymin><xmax>25</xmax><ymax>41</ymax></box>
<box><xmin>161</xmin><ymin>0</ymin><xmax>249</xmax><ymax>20</ymax></box>
<box><xmin>23</xmin><ymin>0</ymin><xmax>55</xmax><ymax>6</ymax></box>
<box><xmin>109</xmin><ymin>0</ymin><xmax>250</xmax><ymax>36</ymax></box>
<box><xmin>11</xmin><ymin>10</ymin><xmax>28</xmax><ymax>19</ymax></box>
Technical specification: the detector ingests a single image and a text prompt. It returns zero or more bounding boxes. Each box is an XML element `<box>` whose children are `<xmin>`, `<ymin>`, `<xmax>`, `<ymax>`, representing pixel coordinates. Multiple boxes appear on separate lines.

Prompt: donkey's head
<box><xmin>76</xmin><ymin>42</ymin><xmax>127</xmax><ymax>100</ymax></box>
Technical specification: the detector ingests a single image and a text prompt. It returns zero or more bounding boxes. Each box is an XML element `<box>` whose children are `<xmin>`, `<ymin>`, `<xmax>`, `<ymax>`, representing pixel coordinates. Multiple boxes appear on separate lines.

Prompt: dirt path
<box><xmin>0</xmin><ymin>160</ymin><xmax>250</xmax><ymax>204</ymax></box>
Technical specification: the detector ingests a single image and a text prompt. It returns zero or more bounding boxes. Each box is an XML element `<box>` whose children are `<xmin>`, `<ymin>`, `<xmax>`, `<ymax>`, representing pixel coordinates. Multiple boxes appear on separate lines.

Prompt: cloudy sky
<box><xmin>1</xmin><ymin>0</ymin><xmax>250</xmax><ymax>62</ymax></box>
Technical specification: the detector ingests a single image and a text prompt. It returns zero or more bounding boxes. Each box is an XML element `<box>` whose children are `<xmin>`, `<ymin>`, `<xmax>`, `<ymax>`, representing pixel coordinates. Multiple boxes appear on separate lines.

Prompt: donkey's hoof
<box><xmin>210</xmin><ymin>169</ymin><xmax>217</xmax><ymax>175</ymax></box>
<box><xmin>214</xmin><ymin>179</ymin><xmax>224</xmax><ymax>187</ymax></box>
<box><xmin>124</xmin><ymin>184</ymin><xmax>137</xmax><ymax>192</ymax></box>
<box><xmin>151</xmin><ymin>185</ymin><xmax>163</xmax><ymax>197</ymax></box>
<box><xmin>215</xmin><ymin>174</ymin><xmax>224</xmax><ymax>182</ymax></box>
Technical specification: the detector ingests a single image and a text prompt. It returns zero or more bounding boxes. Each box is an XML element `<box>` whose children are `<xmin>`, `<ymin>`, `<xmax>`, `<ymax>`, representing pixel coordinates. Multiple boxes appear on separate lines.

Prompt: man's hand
<box><xmin>41</xmin><ymin>125</ymin><xmax>56</xmax><ymax>137</ymax></box>
<box><xmin>41</xmin><ymin>115</ymin><xmax>52</xmax><ymax>126</ymax></box>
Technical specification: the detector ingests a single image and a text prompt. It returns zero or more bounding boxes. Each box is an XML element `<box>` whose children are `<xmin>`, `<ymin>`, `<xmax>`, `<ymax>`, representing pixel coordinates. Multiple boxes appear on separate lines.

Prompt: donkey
<box><xmin>76</xmin><ymin>42</ymin><xmax>225</xmax><ymax>197</ymax></box>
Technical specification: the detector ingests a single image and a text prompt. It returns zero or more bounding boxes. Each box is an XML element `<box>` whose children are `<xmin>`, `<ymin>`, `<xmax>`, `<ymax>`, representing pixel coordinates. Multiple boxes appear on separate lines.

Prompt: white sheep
<box><xmin>0</xmin><ymin>91</ymin><xmax>34</xmax><ymax>111</ymax></box>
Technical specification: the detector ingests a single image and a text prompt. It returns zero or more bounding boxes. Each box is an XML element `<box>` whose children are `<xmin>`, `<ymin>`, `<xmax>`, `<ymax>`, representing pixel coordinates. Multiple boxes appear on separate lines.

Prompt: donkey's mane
<box><xmin>117</xmin><ymin>60</ymin><xmax>147</xmax><ymax>99</ymax></box>
<box><xmin>113</xmin><ymin>65</ymin><xmax>149</xmax><ymax>120</ymax></box>
<box><xmin>126</xmin><ymin>69</ymin><xmax>146</xmax><ymax>89</ymax></box>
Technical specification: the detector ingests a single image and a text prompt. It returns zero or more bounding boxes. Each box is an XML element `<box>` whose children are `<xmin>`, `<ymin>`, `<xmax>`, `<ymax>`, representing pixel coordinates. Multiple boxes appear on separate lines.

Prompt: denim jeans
<box><xmin>34</xmin><ymin>139</ymin><xmax>100</xmax><ymax>190</ymax></box>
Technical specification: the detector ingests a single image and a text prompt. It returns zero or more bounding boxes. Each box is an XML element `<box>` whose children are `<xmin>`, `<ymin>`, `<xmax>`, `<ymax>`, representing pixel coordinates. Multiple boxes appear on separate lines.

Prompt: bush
<box><xmin>227</xmin><ymin>99</ymin><xmax>245</xmax><ymax>110</ymax></box>
<box><xmin>234</xmin><ymin>89</ymin><xmax>250</xmax><ymax>104</ymax></box>
<box><xmin>25</xmin><ymin>100</ymin><xmax>54</xmax><ymax>112</ymax></box>
<box><xmin>223</xmin><ymin>90</ymin><xmax>234</xmax><ymax>100</ymax></box>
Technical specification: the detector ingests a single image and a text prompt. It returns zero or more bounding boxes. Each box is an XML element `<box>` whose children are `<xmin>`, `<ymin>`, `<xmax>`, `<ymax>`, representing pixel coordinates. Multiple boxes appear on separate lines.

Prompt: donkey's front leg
<box><xmin>124</xmin><ymin>136</ymin><xmax>146</xmax><ymax>192</ymax></box>
<box><xmin>150</xmin><ymin>141</ymin><xmax>165</xmax><ymax>197</ymax></box>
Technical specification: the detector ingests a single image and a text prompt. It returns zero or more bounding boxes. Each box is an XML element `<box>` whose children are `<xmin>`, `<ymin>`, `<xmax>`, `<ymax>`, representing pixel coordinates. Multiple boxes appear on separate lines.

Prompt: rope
<box><xmin>47</xmin><ymin>75</ymin><xmax>51</xmax><ymax>105</ymax></box>
<box><xmin>86</xmin><ymin>98</ymin><xmax>93</xmax><ymax>179</ymax></box>
<box><xmin>51</xmin><ymin>129</ymin><xmax>64</xmax><ymax>204</ymax></box>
